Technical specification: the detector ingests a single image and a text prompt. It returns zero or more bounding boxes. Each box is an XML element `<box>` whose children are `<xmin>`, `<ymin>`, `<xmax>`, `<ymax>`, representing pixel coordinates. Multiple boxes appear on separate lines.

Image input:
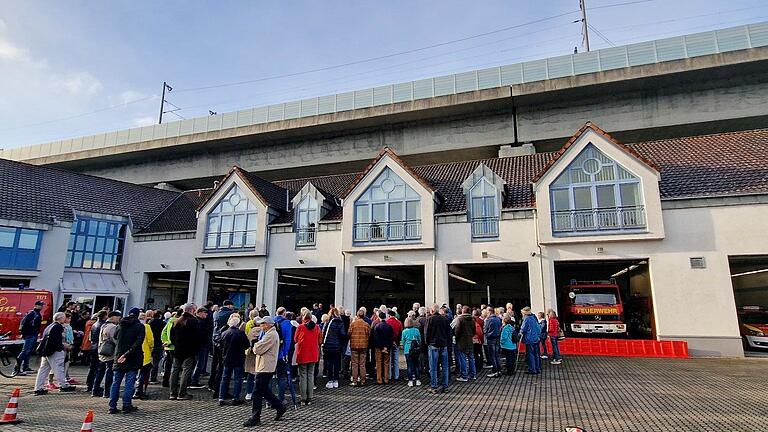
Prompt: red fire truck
<box><xmin>562</xmin><ymin>280</ymin><xmax>627</xmax><ymax>335</ymax></box>
<box><xmin>0</xmin><ymin>290</ymin><xmax>54</xmax><ymax>346</ymax></box>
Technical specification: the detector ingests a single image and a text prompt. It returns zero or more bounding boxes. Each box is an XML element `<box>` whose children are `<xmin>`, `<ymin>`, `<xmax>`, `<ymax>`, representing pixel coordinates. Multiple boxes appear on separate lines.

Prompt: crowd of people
<box><xmin>18</xmin><ymin>299</ymin><xmax>563</xmax><ymax>427</ymax></box>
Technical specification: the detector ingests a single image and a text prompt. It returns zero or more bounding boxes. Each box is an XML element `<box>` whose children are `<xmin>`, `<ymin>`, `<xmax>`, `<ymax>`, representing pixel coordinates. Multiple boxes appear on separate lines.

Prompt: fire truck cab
<box><xmin>563</xmin><ymin>280</ymin><xmax>627</xmax><ymax>335</ymax></box>
<box><xmin>0</xmin><ymin>290</ymin><xmax>54</xmax><ymax>345</ymax></box>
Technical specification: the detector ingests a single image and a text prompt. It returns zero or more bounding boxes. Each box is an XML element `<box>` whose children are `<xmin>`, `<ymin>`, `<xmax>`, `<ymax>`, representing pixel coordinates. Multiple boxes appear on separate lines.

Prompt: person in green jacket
<box><xmin>160</xmin><ymin>310</ymin><xmax>181</xmax><ymax>387</ymax></box>
<box><xmin>400</xmin><ymin>317</ymin><xmax>422</xmax><ymax>387</ymax></box>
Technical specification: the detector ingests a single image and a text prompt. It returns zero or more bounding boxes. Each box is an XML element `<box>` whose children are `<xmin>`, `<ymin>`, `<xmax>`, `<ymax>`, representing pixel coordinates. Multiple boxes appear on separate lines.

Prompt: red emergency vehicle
<box><xmin>0</xmin><ymin>290</ymin><xmax>54</xmax><ymax>345</ymax></box>
<box><xmin>562</xmin><ymin>280</ymin><xmax>627</xmax><ymax>335</ymax></box>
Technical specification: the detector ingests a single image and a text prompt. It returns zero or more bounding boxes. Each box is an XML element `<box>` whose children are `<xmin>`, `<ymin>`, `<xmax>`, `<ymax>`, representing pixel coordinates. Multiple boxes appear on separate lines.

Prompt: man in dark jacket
<box><xmin>218</xmin><ymin>314</ymin><xmax>249</xmax><ymax>405</ymax></box>
<box><xmin>371</xmin><ymin>313</ymin><xmax>393</xmax><ymax>385</ymax></box>
<box><xmin>85</xmin><ymin>310</ymin><xmax>107</xmax><ymax>390</ymax></box>
<box><xmin>33</xmin><ymin>312</ymin><xmax>76</xmax><ymax>395</ymax></box>
<box><xmin>272</xmin><ymin>307</ymin><xmax>292</xmax><ymax>402</ymax></box>
<box><xmin>147</xmin><ymin>309</ymin><xmax>166</xmax><ymax>383</ymax></box>
<box><xmin>208</xmin><ymin>300</ymin><xmax>234</xmax><ymax>395</ymax></box>
<box><xmin>190</xmin><ymin>306</ymin><xmax>212</xmax><ymax>388</ymax></box>
<box><xmin>425</xmin><ymin>304</ymin><xmax>451</xmax><ymax>393</ymax></box>
<box><xmin>454</xmin><ymin>306</ymin><xmax>476</xmax><ymax>381</ymax></box>
<box><xmin>170</xmin><ymin>303</ymin><xmax>202</xmax><ymax>400</ymax></box>
<box><xmin>483</xmin><ymin>309</ymin><xmax>503</xmax><ymax>377</ymax></box>
<box><xmin>16</xmin><ymin>300</ymin><xmax>44</xmax><ymax>375</ymax></box>
<box><xmin>108</xmin><ymin>307</ymin><xmax>145</xmax><ymax>414</ymax></box>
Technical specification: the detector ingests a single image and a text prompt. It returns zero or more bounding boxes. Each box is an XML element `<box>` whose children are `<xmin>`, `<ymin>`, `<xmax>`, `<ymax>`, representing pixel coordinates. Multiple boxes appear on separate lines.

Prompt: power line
<box><xmin>588</xmin><ymin>23</ymin><xmax>616</xmax><ymax>46</ymax></box>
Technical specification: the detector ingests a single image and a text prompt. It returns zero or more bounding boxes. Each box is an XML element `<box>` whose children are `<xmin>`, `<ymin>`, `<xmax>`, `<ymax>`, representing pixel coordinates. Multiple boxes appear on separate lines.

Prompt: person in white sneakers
<box><xmin>400</xmin><ymin>317</ymin><xmax>422</xmax><ymax>387</ymax></box>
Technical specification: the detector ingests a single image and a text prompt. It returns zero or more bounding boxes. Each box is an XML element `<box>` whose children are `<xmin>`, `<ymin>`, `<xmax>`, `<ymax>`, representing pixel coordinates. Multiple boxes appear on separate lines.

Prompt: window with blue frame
<box><xmin>66</xmin><ymin>218</ymin><xmax>126</xmax><ymax>270</ymax></box>
<box><xmin>353</xmin><ymin>167</ymin><xmax>421</xmax><ymax>243</ymax></box>
<box><xmin>469</xmin><ymin>178</ymin><xmax>500</xmax><ymax>239</ymax></box>
<box><xmin>0</xmin><ymin>226</ymin><xmax>42</xmax><ymax>270</ymax></box>
<box><xmin>205</xmin><ymin>184</ymin><xmax>259</xmax><ymax>250</ymax></box>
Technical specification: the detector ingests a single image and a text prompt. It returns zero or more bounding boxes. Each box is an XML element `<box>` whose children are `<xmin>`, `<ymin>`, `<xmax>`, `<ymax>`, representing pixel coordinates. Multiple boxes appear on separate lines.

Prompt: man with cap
<box><xmin>16</xmin><ymin>300</ymin><xmax>45</xmax><ymax>375</ymax></box>
<box><xmin>108</xmin><ymin>307</ymin><xmax>145</xmax><ymax>414</ymax></box>
<box><xmin>243</xmin><ymin>316</ymin><xmax>286</xmax><ymax>427</ymax></box>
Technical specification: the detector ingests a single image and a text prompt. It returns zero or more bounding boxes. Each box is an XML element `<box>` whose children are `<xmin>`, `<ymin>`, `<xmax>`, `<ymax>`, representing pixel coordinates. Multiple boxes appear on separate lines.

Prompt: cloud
<box><xmin>58</xmin><ymin>72</ymin><xmax>103</xmax><ymax>97</ymax></box>
<box><xmin>131</xmin><ymin>116</ymin><xmax>156</xmax><ymax>127</ymax></box>
<box><xmin>0</xmin><ymin>36</ymin><xmax>27</xmax><ymax>61</ymax></box>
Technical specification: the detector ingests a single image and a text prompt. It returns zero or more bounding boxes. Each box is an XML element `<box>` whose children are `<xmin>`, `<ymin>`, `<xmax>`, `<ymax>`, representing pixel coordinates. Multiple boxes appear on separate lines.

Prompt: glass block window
<box><xmin>66</xmin><ymin>218</ymin><xmax>125</xmax><ymax>270</ymax></box>
<box><xmin>205</xmin><ymin>184</ymin><xmax>258</xmax><ymax>250</ymax></box>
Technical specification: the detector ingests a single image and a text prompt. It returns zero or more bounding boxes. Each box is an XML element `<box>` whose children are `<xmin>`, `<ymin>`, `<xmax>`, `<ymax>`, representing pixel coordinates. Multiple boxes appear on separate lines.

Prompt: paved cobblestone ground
<box><xmin>1</xmin><ymin>356</ymin><xmax>767</xmax><ymax>432</ymax></box>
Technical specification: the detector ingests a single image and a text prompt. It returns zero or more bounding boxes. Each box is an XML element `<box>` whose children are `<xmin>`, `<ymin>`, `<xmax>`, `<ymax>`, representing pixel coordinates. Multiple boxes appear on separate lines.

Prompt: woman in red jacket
<box><xmin>547</xmin><ymin>309</ymin><xmax>562</xmax><ymax>365</ymax></box>
<box><xmin>294</xmin><ymin>310</ymin><xmax>321</xmax><ymax>405</ymax></box>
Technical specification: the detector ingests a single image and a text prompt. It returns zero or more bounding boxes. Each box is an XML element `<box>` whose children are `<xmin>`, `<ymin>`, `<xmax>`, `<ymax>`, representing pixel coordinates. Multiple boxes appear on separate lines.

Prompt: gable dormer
<box><xmin>195</xmin><ymin>166</ymin><xmax>287</xmax><ymax>256</ymax></box>
<box><xmin>462</xmin><ymin>163</ymin><xmax>506</xmax><ymax>240</ymax></box>
<box><xmin>532</xmin><ymin>122</ymin><xmax>664</xmax><ymax>244</ymax></box>
<box><xmin>341</xmin><ymin>147</ymin><xmax>438</xmax><ymax>251</ymax></box>
<box><xmin>291</xmin><ymin>182</ymin><xmax>335</xmax><ymax>247</ymax></box>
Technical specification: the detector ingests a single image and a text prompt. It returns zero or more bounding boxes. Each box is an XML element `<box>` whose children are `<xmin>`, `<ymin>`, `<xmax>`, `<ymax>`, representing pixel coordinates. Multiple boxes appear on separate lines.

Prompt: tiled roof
<box><xmin>340</xmin><ymin>147</ymin><xmax>437</xmax><ymax>199</ymax></box>
<box><xmin>148</xmin><ymin>128</ymin><xmax>768</xmax><ymax>231</ymax></box>
<box><xmin>140</xmin><ymin>189</ymin><xmax>213</xmax><ymax>234</ymax></box>
<box><xmin>0</xmin><ymin>158</ymin><xmax>180</xmax><ymax>230</ymax></box>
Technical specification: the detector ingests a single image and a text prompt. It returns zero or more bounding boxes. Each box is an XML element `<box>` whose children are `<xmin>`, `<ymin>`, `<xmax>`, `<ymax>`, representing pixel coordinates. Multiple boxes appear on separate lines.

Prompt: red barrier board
<box><xmin>518</xmin><ymin>338</ymin><xmax>689</xmax><ymax>358</ymax></box>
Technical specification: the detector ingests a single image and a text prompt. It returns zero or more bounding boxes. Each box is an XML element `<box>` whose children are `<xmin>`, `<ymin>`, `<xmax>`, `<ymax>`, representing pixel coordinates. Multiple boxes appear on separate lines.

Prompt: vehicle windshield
<box><xmin>741</xmin><ymin>312</ymin><xmax>768</xmax><ymax>325</ymax></box>
<box><xmin>572</xmin><ymin>289</ymin><xmax>618</xmax><ymax>305</ymax></box>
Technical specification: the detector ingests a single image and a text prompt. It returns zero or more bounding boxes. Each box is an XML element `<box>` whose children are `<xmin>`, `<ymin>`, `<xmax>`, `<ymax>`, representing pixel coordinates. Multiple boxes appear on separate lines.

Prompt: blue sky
<box><xmin>0</xmin><ymin>0</ymin><xmax>766</xmax><ymax>149</ymax></box>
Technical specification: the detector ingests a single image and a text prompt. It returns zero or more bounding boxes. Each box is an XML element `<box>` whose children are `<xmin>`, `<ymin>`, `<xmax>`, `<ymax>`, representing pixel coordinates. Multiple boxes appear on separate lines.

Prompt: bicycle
<box><xmin>0</xmin><ymin>332</ymin><xmax>20</xmax><ymax>378</ymax></box>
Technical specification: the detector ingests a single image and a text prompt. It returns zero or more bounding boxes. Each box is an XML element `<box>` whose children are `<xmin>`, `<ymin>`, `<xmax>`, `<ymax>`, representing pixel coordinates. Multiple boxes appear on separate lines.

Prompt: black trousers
<box><xmin>251</xmin><ymin>372</ymin><xmax>283</xmax><ymax>420</ymax></box>
<box><xmin>162</xmin><ymin>350</ymin><xmax>174</xmax><ymax>387</ymax></box>
<box><xmin>207</xmin><ymin>346</ymin><xmax>223</xmax><ymax>395</ymax></box>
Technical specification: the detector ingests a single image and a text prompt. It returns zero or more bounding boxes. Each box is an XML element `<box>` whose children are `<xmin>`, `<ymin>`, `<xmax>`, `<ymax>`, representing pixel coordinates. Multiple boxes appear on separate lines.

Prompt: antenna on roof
<box><xmin>158</xmin><ymin>81</ymin><xmax>174</xmax><ymax>124</ymax></box>
<box><xmin>578</xmin><ymin>0</ymin><xmax>591</xmax><ymax>51</ymax></box>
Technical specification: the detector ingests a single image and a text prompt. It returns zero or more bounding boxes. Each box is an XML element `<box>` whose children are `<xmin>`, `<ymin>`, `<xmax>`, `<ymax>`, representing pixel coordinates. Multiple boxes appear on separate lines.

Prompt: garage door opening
<box><xmin>554</xmin><ymin>259</ymin><xmax>653</xmax><ymax>339</ymax></box>
<box><xmin>276</xmin><ymin>268</ymin><xmax>335</xmax><ymax>314</ymax></box>
<box><xmin>729</xmin><ymin>255</ymin><xmax>768</xmax><ymax>354</ymax></box>
<box><xmin>448</xmin><ymin>263</ymin><xmax>530</xmax><ymax>311</ymax></box>
<box><xmin>207</xmin><ymin>270</ymin><xmax>259</xmax><ymax>310</ymax></box>
<box><xmin>357</xmin><ymin>266</ymin><xmax>424</xmax><ymax>316</ymax></box>
<box><xmin>145</xmin><ymin>271</ymin><xmax>190</xmax><ymax>311</ymax></box>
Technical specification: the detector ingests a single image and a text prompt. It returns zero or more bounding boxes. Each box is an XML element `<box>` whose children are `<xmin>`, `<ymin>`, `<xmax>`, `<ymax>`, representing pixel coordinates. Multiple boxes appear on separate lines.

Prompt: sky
<box><xmin>0</xmin><ymin>0</ymin><xmax>766</xmax><ymax>149</ymax></box>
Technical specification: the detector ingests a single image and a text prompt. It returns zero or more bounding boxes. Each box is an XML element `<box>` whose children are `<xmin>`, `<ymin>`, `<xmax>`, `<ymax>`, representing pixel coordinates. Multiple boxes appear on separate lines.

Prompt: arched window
<box><xmin>296</xmin><ymin>194</ymin><xmax>317</xmax><ymax>246</ymax></box>
<box><xmin>353</xmin><ymin>168</ymin><xmax>421</xmax><ymax>242</ymax></box>
<box><xmin>469</xmin><ymin>178</ymin><xmax>499</xmax><ymax>238</ymax></box>
<box><xmin>205</xmin><ymin>184</ymin><xmax>258</xmax><ymax>249</ymax></box>
<box><xmin>549</xmin><ymin>144</ymin><xmax>645</xmax><ymax>234</ymax></box>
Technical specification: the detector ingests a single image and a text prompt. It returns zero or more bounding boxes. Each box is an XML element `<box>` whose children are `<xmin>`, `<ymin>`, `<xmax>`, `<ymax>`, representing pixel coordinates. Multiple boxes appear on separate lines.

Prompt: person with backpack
<box><xmin>108</xmin><ymin>307</ymin><xmax>145</xmax><ymax>414</ymax></box>
<box><xmin>454</xmin><ymin>306</ymin><xmax>476</xmax><ymax>382</ymax></box>
<box><xmin>400</xmin><ymin>317</ymin><xmax>422</xmax><ymax>387</ymax></box>
<box><xmin>91</xmin><ymin>311</ymin><xmax>120</xmax><ymax>397</ymax></box>
<box><xmin>321</xmin><ymin>308</ymin><xmax>347</xmax><ymax>388</ymax></box>
<box><xmin>16</xmin><ymin>300</ymin><xmax>44</xmax><ymax>376</ymax></box>
<box><xmin>520</xmin><ymin>307</ymin><xmax>542</xmax><ymax>375</ymax></box>
<box><xmin>500</xmin><ymin>313</ymin><xmax>518</xmax><ymax>375</ymax></box>
<box><xmin>33</xmin><ymin>312</ymin><xmax>76</xmax><ymax>395</ymax></box>
<box><xmin>547</xmin><ymin>309</ymin><xmax>563</xmax><ymax>365</ymax></box>
<box><xmin>208</xmin><ymin>300</ymin><xmax>235</xmax><ymax>397</ymax></box>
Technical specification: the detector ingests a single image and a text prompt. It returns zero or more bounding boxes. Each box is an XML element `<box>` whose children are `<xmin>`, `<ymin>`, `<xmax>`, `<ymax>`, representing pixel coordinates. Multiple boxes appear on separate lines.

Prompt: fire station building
<box><xmin>2</xmin><ymin>122</ymin><xmax>767</xmax><ymax>358</ymax></box>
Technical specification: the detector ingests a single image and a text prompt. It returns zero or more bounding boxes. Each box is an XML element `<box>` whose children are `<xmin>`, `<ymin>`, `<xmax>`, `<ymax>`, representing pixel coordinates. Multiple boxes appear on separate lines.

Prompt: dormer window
<box><xmin>296</xmin><ymin>195</ymin><xmax>318</xmax><ymax>247</ymax></box>
<box><xmin>462</xmin><ymin>163</ymin><xmax>505</xmax><ymax>240</ymax></box>
<box><xmin>353</xmin><ymin>167</ymin><xmax>421</xmax><ymax>243</ymax></box>
<box><xmin>549</xmin><ymin>144</ymin><xmax>645</xmax><ymax>235</ymax></box>
<box><xmin>205</xmin><ymin>184</ymin><xmax>258</xmax><ymax>250</ymax></box>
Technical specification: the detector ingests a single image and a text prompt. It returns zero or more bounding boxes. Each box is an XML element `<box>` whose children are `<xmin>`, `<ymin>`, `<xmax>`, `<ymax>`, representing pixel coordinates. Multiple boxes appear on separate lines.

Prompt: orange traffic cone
<box><xmin>79</xmin><ymin>410</ymin><xmax>94</xmax><ymax>432</ymax></box>
<box><xmin>0</xmin><ymin>387</ymin><xmax>22</xmax><ymax>424</ymax></box>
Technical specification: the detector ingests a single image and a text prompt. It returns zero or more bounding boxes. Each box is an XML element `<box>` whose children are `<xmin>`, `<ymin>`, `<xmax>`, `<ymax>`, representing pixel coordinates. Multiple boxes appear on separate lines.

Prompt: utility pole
<box><xmin>158</xmin><ymin>81</ymin><xmax>173</xmax><ymax>124</ymax></box>
<box><xmin>579</xmin><ymin>0</ymin><xmax>591</xmax><ymax>52</ymax></box>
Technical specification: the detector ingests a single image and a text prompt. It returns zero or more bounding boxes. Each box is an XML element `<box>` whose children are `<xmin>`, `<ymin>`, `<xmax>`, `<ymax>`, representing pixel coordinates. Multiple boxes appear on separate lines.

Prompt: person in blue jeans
<box><xmin>537</xmin><ymin>311</ymin><xmax>549</xmax><ymax>359</ymax></box>
<box><xmin>109</xmin><ymin>308</ymin><xmax>145</xmax><ymax>414</ymax></box>
<box><xmin>483</xmin><ymin>308</ymin><xmax>503</xmax><ymax>377</ymax></box>
<box><xmin>16</xmin><ymin>300</ymin><xmax>43</xmax><ymax>375</ymax></box>
<box><xmin>218</xmin><ymin>314</ymin><xmax>250</xmax><ymax>405</ymax></box>
<box><xmin>425</xmin><ymin>305</ymin><xmax>451</xmax><ymax>393</ymax></box>
<box><xmin>400</xmin><ymin>317</ymin><xmax>422</xmax><ymax>386</ymax></box>
<box><xmin>519</xmin><ymin>307</ymin><xmax>541</xmax><ymax>375</ymax></box>
<box><xmin>547</xmin><ymin>309</ymin><xmax>563</xmax><ymax>365</ymax></box>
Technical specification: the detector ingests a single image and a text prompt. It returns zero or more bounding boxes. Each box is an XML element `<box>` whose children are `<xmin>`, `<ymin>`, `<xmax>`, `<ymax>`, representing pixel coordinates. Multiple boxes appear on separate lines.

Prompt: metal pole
<box><xmin>580</xmin><ymin>0</ymin><xmax>591</xmax><ymax>52</ymax></box>
<box><xmin>487</xmin><ymin>284</ymin><xmax>491</xmax><ymax>305</ymax></box>
<box><xmin>158</xmin><ymin>81</ymin><xmax>167</xmax><ymax>124</ymax></box>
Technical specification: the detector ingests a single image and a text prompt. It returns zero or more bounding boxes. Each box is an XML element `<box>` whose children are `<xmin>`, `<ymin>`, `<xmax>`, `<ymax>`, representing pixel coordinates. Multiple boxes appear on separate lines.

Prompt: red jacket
<box><xmin>386</xmin><ymin>317</ymin><xmax>403</xmax><ymax>343</ymax></box>
<box><xmin>294</xmin><ymin>320</ymin><xmax>321</xmax><ymax>365</ymax></box>
<box><xmin>547</xmin><ymin>317</ymin><xmax>560</xmax><ymax>337</ymax></box>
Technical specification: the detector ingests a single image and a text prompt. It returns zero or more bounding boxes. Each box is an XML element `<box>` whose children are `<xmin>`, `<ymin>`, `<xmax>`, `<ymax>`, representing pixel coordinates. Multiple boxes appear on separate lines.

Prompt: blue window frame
<box><xmin>66</xmin><ymin>218</ymin><xmax>126</xmax><ymax>270</ymax></box>
<box><xmin>295</xmin><ymin>195</ymin><xmax>317</xmax><ymax>247</ymax></box>
<box><xmin>205</xmin><ymin>184</ymin><xmax>259</xmax><ymax>250</ymax></box>
<box><xmin>0</xmin><ymin>226</ymin><xmax>42</xmax><ymax>270</ymax></box>
<box><xmin>469</xmin><ymin>178</ymin><xmax>499</xmax><ymax>239</ymax></box>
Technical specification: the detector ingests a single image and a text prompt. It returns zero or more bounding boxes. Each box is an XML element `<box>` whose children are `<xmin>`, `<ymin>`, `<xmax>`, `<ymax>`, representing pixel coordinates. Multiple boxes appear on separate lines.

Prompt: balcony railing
<box><xmin>353</xmin><ymin>220</ymin><xmax>421</xmax><ymax>242</ymax></box>
<box><xmin>296</xmin><ymin>227</ymin><xmax>316</xmax><ymax>247</ymax></box>
<box><xmin>552</xmin><ymin>206</ymin><xmax>646</xmax><ymax>234</ymax></box>
<box><xmin>471</xmin><ymin>216</ymin><xmax>499</xmax><ymax>239</ymax></box>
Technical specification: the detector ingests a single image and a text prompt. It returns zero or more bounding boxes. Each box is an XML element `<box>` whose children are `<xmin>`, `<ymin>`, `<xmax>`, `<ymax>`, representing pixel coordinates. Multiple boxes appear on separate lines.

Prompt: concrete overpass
<box><xmin>4</xmin><ymin>23</ymin><xmax>768</xmax><ymax>189</ymax></box>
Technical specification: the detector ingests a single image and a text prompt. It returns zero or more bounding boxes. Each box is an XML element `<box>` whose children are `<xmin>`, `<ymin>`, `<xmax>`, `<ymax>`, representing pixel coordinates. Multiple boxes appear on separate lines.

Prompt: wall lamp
<box><xmin>160</xmin><ymin>263</ymin><xmax>168</xmax><ymax>269</ymax></box>
<box><xmin>298</xmin><ymin>259</ymin><xmax>306</xmax><ymax>265</ymax></box>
